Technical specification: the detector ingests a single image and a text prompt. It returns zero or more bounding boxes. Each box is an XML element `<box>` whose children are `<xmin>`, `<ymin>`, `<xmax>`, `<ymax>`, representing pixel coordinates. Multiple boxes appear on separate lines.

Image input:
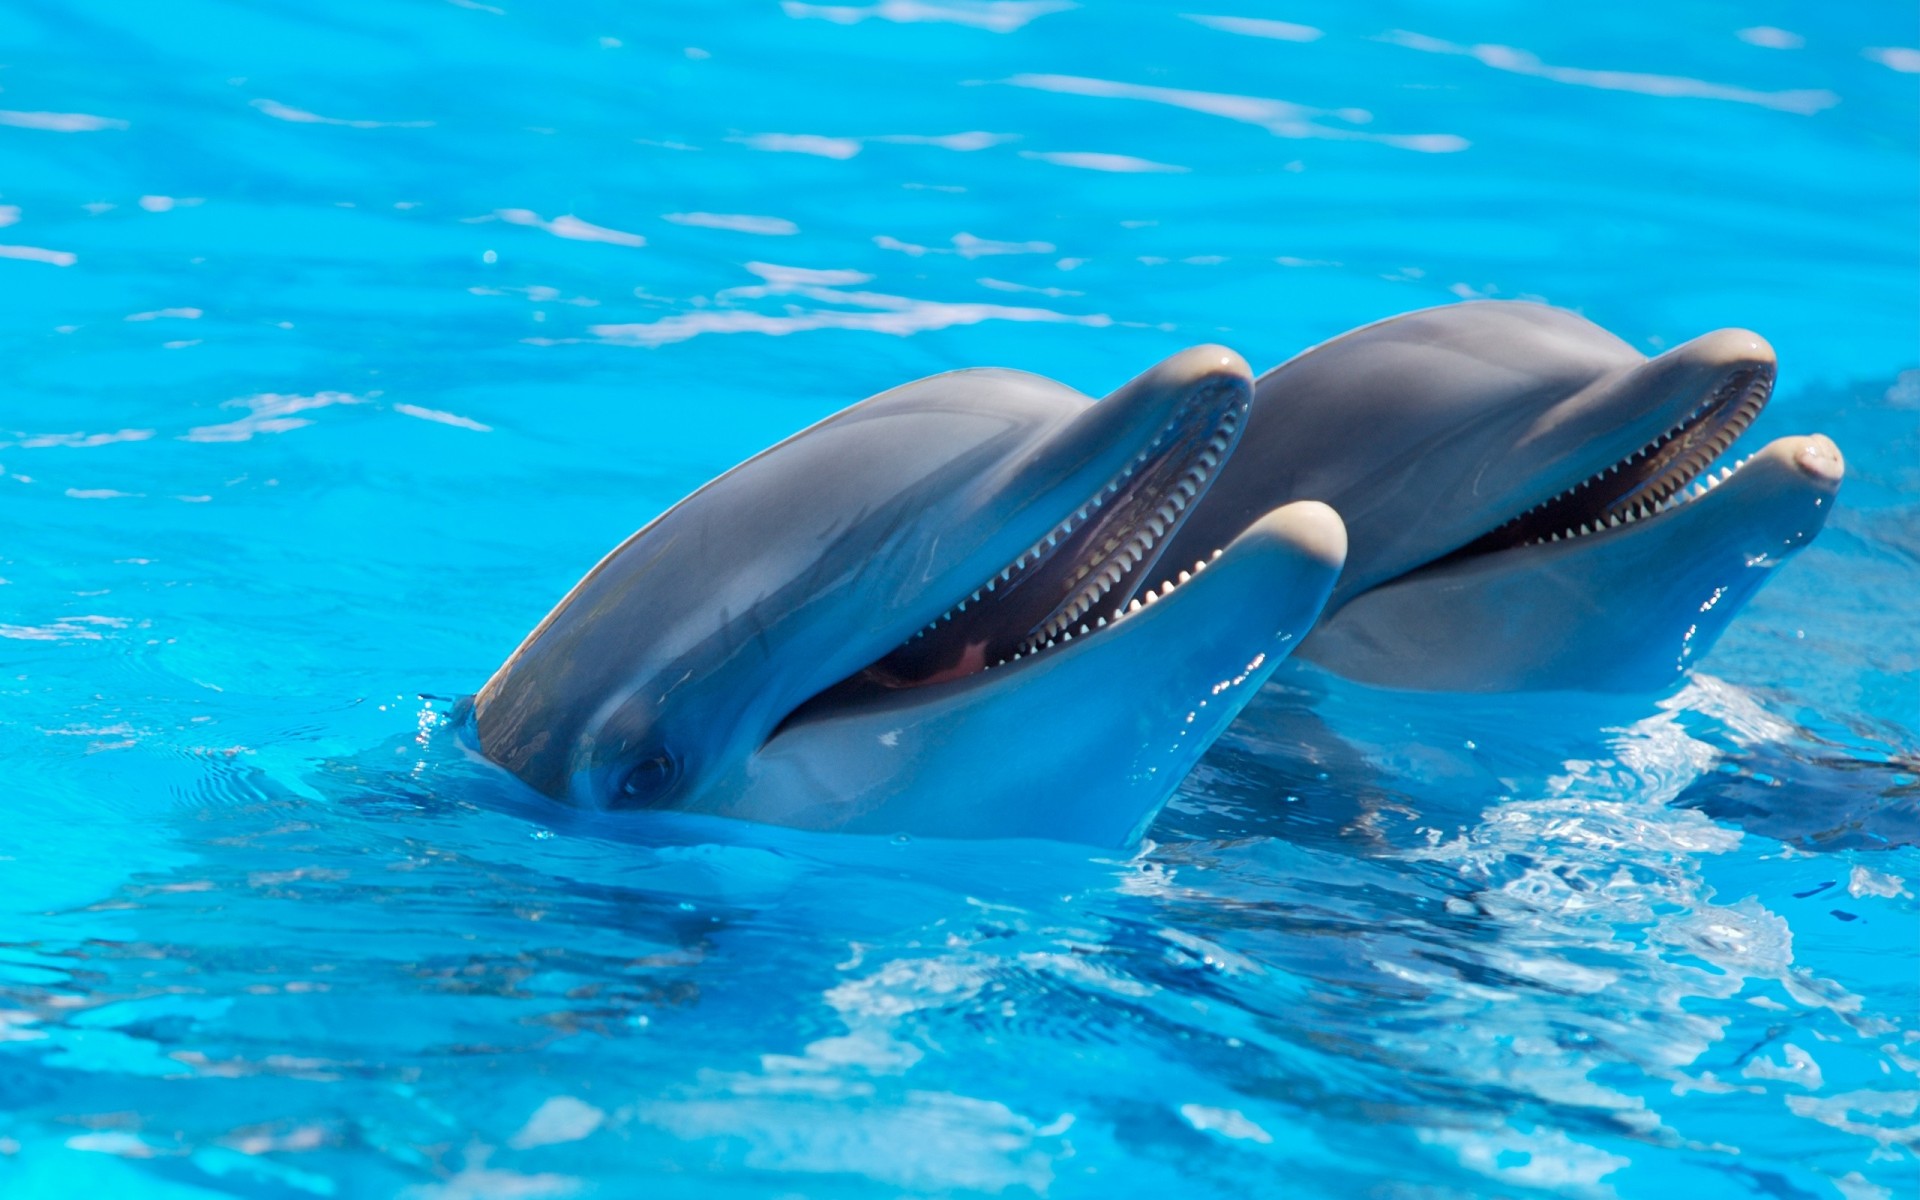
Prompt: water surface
<box><xmin>2</xmin><ymin>2</ymin><xmax>1917</xmax><ymax>1196</ymax></box>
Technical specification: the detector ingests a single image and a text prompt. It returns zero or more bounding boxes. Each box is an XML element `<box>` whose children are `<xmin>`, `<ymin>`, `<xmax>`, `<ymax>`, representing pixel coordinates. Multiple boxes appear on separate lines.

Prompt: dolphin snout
<box><xmin>1146</xmin><ymin>343</ymin><xmax>1252</xmax><ymax>389</ymax></box>
<box><xmin>1674</xmin><ymin>327</ymin><xmax>1776</xmax><ymax>373</ymax></box>
<box><xmin>1792</xmin><ymin>433</ymin><xmax>1845</xmax><ymax>484</ymax></box>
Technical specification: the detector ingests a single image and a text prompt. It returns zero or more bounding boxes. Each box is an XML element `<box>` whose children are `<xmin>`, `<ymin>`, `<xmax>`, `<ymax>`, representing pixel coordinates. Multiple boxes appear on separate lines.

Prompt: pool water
<box><xmin>2</xmin><ymin>2</ymin><xmax>1916</xmax><ymax>1196</ymax></box>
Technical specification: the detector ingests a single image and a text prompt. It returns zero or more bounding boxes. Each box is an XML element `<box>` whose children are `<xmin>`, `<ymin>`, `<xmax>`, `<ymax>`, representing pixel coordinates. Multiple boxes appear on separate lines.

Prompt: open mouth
<box><xmin>1442</xmin><ymin>361</ymin><xmax>1773</xmax><ymax>562</ymax></box>
<box><xmin>798</xmin><ymin>376</ymin><xmax>1247</xmax><ymax>711</ymax></box>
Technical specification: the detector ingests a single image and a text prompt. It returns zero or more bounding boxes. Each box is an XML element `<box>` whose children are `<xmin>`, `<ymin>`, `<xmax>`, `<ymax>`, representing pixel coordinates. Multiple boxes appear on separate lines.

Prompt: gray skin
<box><xmin>1159</xmin><ymin>301</ymin><xmax>1844</xmax><ymax>692</ymax></box>
<box><xmin>467</xmin><ymin>347</ymin><xmax>1347</xmax><ymax>846</ymax></box>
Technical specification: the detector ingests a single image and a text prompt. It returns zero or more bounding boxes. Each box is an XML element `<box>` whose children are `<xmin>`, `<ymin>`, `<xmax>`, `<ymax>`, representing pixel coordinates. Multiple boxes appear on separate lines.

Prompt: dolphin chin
<box><xmin>468</xmin><ymin>345</ymin><xmax>1348</xmax><ymax>844</ymax></box>
<box><xmin>735</xmin><ymin>502</ymin><xmax>1346</xmax><ymax>845</ymax></box>
<box><xmin>1302</xmin><ymin>434</ymin><xmax>1844</xmax><ymax>691</ymax></box>
<box><xmin>1163</xmin><ymin>300</ymin><xmax>1846</xmax><ymax>692</ymax></box>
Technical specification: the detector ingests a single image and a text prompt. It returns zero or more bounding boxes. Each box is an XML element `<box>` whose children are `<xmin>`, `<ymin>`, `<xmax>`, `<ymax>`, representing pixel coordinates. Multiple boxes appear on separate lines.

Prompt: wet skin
<box><xmin>1161</xmin><ymin>302</ymin><xmax>1844</xmax><ymax>692</ymax></box>
<box><xmin>466</xmin><ymin>347</ymin><xmax>1347</xmax><ymax>845</ymax></box>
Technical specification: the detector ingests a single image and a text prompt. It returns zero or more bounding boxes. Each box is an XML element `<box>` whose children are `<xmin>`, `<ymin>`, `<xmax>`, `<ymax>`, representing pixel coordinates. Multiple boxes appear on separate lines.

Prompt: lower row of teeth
<box><xmin>1523</xmin><ymin>457</ymin><xmax>1748</xmax><ymax>547</ymax></box>
<box><xmin>1493</xmin><ymin>376</ymin><xmax>1764</xmax><ymax>544</ymax></box>
<box><xmin>910</xmin><ymin>412</ymin><xmax>1237</xmax><ymax>645</ymax></box>
<box><xmin>909</xmin><ymin>437</ymin><xmax>1162</xmax><ymax>638</ymax></box>
<box><xmin>984</xmin><ymin>549</ymin><xmax>1224</xmax><ymax>670</ymax></box>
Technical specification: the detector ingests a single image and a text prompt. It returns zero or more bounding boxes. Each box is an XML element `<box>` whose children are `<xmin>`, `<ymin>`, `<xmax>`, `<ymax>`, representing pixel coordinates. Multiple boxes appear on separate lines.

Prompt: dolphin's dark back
<box><xmin>1165</xmin><ymin>302</ymin><xmax>1643</xmax><ymax>599</ymax></box>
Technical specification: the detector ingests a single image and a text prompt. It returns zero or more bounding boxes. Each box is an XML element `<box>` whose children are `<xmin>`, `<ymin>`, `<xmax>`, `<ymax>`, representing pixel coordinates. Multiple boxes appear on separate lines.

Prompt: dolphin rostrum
<box><xmin>1160</xmin><ymin>302</ymin><xmax>1843</xmax><ymax>691</ymax></box>
<box><xmin>465</xmin><ymin>347</ymin><xmax>1347</xmax><ymax>845</ymax></box>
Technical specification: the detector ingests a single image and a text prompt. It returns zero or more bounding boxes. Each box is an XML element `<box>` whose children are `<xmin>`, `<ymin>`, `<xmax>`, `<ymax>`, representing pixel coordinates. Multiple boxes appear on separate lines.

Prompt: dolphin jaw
<box><xmin>984</xmin><ymin>546</ymin><xmax>1228</xmax><ymax>670</ymax></box>
<box><xmin>853</xmin><ymin>372</ymin><xmax>1249</xmax><ymax>692</ymax></box>
<box><xmin>1439</xmin><ymin>359</ymin><xmax>1774</xmax><ymax>564</ymax></box>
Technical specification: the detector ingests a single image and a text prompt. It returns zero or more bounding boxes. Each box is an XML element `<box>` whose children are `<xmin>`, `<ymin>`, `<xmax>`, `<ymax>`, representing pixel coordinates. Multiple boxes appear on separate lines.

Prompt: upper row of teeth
<box><xmin>1630</xmin><ymin>390</ymin><xmax>1766</xmax><ymax>508</ymax></box>
<box><xmin>911</xmin><ymin>410</ymin><xmax>1238</xmax><ymax>641</ymax></box>
<box><xmin>909</xmin><ymin>447</ymin><xmax>1145</xmax><ymax>638</ymax></box>
<box><xmin>1505</xmin><ymin>402</ymin><xmax>1712</xmax><ymax>523</ymax></box>
<box><xmin>983</xmin><ymin>549</ymin><xmax>1225</xmax><ymax>670</ymax></box>
<box><xmin>1522</xmin><ymin>458</ymin><xmax>1747</xmax><ymax>547</ymax></box>
<box><xmin>1494</xmin><ymin>373</ymin><xmax>1765</xmax><ymax>544</ymax></box>
<box><xmin>1023</xmin><ymin>425</ymin><xmax>1234</xmax><ymax>650</ymax></box>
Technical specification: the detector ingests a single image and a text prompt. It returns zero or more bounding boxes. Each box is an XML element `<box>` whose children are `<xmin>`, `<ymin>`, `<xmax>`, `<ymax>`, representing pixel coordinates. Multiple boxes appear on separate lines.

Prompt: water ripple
<box><xmin>585</xmin><ymin>261</ymin><xmax>1108</xmax><ymax>347</ymax></box>
<box><xmin>1005</xmin><ymin>73</ymin><xmax>1470</xmax><ymax>153</ymax></box>
<box><xmin>1381</xmin><ymin>30</ymin><xmax>1842</xmax><ymax>115</ymax></box>
<box><xmin>781</xmin><ymin>0</ymin><xmax>1074</xmax><ymax>34</ymax></box>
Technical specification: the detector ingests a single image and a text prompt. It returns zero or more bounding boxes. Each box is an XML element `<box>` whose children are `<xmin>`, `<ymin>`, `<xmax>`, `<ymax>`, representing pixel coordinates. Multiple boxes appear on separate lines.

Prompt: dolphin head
<box><xmin>469</xmin><ymin>347</ymin><xmax>1347</xmax><ymax>841</ymax></box>
<box><xmin>1163</xmin><ymin>301</ymin><xmax>1844</xmax><ymax>692</ymax></box>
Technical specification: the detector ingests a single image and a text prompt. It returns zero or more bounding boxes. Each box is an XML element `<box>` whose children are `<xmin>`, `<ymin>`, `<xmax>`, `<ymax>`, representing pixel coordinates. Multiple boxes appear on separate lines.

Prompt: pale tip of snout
<box><xmin>1158</xmin><ymin>343</ymin><xmax>1253</xmax><ymax>388</ymax></box>
<box><xmin>1793</xmin><ymin>433</ymin><xmax>1845</xmax><ymax>484</ymax></box>
<box><xmin>1678</xmin><ymin>327</ymin><xmax>1777</xmax><ymax>372</ymax></box>
<box><xmin>1243</xmin><ymin>499</ymin><xmax>1348</xmax><ymax>572</ymax></box>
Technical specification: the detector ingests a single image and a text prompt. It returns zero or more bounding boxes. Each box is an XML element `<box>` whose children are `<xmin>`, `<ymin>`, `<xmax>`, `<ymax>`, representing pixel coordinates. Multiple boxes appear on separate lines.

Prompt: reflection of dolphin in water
<box><xmin>1166</xmin><ymin>302</ymin><xmax>1845</xmax><ymax>691</ymax></box>
<box><xmin>464</xmin><ymin>347</ymin><xmax>1346</xmax><ymax>846</ymax></box>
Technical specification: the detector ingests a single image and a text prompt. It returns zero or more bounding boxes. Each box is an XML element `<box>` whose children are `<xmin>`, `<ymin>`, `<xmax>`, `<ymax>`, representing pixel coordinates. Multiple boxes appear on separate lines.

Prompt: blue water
<box><xmin>2</xmin><ymin>2</ymin><xmax>1917</xmax><ymax>1196</ymax></box>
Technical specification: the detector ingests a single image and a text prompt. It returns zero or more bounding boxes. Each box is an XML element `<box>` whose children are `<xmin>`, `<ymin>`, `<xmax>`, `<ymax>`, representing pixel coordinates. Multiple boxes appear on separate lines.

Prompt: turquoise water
<box><xmin>3</xmin><ymin>2</ymin><xmax>1917</xmax><ymax>1196</ymax></box>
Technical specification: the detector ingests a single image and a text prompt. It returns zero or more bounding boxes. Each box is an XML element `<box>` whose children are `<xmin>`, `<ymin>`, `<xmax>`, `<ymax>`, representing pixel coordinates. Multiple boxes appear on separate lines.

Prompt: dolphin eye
<box><xmin>615</xmin><ymin>752</ymin><xmax>680</xmax><ymax>808</ymax></box>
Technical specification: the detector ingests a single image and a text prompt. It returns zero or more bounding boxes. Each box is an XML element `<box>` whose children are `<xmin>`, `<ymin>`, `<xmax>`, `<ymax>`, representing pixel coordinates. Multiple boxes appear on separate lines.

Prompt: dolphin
<box><xmin>1159</xmin><ymin>302</ymin><xmax>1844</xmax><ymax>691</ymax></box>
<box><xmin>464</xmin><ymin>347</ymin><xmax>1347</xmax><ymax>846</ymax></box>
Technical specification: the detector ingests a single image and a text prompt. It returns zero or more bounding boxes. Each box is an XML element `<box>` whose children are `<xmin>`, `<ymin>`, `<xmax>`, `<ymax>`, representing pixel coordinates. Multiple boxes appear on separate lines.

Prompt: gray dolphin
<box><xmin>466</xmin><ymin>347</ymin><xmax>1346</xmax><ymax>845</ymax></box>
<box><xmin>1160</xmin><ymin>302</ymin><xmax>1843</xmax><ymax>691</ymax></box>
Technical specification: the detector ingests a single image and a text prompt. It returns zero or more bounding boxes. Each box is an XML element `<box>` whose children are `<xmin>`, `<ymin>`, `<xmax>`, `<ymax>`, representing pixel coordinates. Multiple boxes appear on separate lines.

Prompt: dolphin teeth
<box><xmin>1178</xmin><ymin>570</ymin><xmax>1191</xmax><ymax>585</ymax></box>
<box><xmin>1097</xmin><ymin>616</ymin><xmax>1107</xmax><ymax>627</ymax></box>
<box><xmin>1159</xmin><ymin>581</ymin><xmax>1175</xmax><ymax>597</ymax></box>
<box><xmin>1129</xmin><ymin>598</ymin><xmax>1143</xmax><ymax>613</ymax></box>
<box><xmin>1719</xmin><ymin>466</ymin><xmax>1733</xmax><ymax>480</ymax></box>
<box><xmin>1077</xmin><ymin>506</ymin><xmax>1089</xmax><ymax>520</ymax></box>
<box><xmin>1551</xmin><ymin>532</ymin><xmax>1561</xmax><ymax>541</ymax></box>
<box><xmin>1608</xmin><ymin>514</ymin><xmax>1621</xmax><ymax>528</ymax></box>
<box><xmin>1579</xmin><ymin>523</ymin><xmax>1590</xmax><ymax>536</ymax></box>
<box><xmin>1211</xmin><ymin>549</ymin><xmax>1222</xmax><ymax>560</ymax></box>
<box><xmin>1079</xmin><ymin>624</ymin><xmax>1089</xmax><ymax>636</ymax></box>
